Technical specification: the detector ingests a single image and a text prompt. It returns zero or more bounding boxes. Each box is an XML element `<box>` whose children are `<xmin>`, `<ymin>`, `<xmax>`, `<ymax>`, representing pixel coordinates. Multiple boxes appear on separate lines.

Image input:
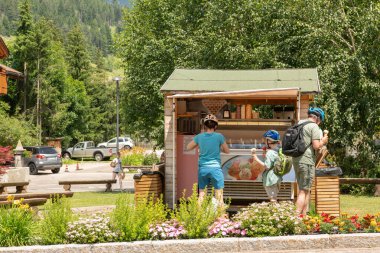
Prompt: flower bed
<box><xmin>0</xmin><ymin>187</ymin><xmax>379</xmax><ymax>247</ymax></box>
<box><xmin>302</xmin><ymin>212</ymin><xmax>380</xmax><ymax>234</ymax></box>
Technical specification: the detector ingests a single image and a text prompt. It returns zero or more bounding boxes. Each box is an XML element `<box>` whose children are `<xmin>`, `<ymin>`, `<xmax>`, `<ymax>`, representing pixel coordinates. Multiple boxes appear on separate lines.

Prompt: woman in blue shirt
<box><xmin>187</xmin><ymin>114</ymin><xmax>230</xmax><ymax>206</ymax></box>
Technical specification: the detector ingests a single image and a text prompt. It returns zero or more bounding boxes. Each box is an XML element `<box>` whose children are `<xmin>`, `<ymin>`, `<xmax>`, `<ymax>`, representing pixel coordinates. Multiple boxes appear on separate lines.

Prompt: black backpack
<box><xmin>282</xmin><ymin>121</ymin><xmax>313</xmax><ymax>157</ymax></box>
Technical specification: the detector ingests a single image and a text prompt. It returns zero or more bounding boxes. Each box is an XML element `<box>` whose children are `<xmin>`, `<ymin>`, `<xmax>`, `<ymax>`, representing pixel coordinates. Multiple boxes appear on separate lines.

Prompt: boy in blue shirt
<box><xmin>187</xmin><ymin>114</ymin><xmax>230</xmax><ymax>206</ymax></box>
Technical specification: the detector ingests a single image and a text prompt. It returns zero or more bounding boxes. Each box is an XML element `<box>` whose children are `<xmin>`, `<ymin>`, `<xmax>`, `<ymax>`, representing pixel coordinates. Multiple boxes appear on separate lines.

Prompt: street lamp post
<box><xmin>114</xmin><ymin>77</ymin><xmax>121</xmax><ymax>155</ymax></box>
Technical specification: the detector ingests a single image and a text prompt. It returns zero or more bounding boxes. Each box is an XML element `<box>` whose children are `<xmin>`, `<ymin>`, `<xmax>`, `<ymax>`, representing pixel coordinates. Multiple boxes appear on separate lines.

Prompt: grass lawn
<box><xmin>68</xmin><ymin>192</ymin><xmax>133</xmax><ymax>208</ymax></box>
<box><xmin>340</xmin><ymin>194</ymin><xmax>380</xmax><ymax>216</ymax></box>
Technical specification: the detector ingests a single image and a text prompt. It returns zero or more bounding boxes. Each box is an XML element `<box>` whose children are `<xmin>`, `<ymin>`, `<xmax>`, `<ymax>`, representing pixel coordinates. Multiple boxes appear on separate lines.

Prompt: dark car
<box><xmin>24</xmin><ymin>146</ymin><xmax>62</xmax><ymax>175</ymax></box>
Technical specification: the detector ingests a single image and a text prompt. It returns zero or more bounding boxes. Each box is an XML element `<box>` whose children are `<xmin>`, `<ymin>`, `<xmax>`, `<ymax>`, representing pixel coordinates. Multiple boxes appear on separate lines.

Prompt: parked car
<box><xmin>24</xmin><ymin>146</ymin><xmax>62</xmax><ymax>175</ymax></box>
<box><xmin>62</xmin><ymin>141</ymin><xmax>115</xmax><ymax>161</ymax></box>
<box><xmin>97</xmin><ymin>136</ymin><xmax>134</xmax><ymax>150</ymax></box>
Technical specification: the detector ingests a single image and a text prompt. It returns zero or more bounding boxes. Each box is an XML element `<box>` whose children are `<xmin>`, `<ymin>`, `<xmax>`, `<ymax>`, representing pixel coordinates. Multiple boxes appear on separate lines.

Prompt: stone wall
<box><xmin>1</xmin><ymin>234</ymin><xmax>380</xmax><ymax>253</ymax></box>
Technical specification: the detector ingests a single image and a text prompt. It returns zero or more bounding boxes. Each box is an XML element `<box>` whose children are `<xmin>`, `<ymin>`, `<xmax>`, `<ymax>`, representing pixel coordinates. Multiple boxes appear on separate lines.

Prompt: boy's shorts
<box><xmin>198</xmin><ymin>167</ymin><xmax>224</xmax><ymax>190</ymax></box>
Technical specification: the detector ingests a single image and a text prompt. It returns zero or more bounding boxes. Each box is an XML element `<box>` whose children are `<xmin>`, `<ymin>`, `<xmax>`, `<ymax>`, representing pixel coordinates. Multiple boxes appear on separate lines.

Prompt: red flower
<box><xmin>323</xmin><ymin>217</ymin><xmax>331</xmax><ymax>223</ymax></box>
<box><xmin>321</xmin><ymin>212</ymin><xmax>329</xmax><ymax>218</ymax></box>
<box><xmin>363</xmin><ymin>214</ymin><xmax>374</xmax><ymax>221</ymax></box>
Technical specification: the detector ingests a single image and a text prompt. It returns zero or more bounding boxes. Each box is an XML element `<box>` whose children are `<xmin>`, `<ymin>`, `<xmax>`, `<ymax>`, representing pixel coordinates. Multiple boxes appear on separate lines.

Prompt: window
<box><xmin>75</xmin><ymin>143</ymin><xmax>84</xmax><ymax>149</ymax></box>
<box><xmin>38</xmin><ymin>147</ymin><xmax>57</xmax><ymax>154</ymax></box>
<box><xmin>108</xmin><ymin>138</ymin><xmax>116</xmax><ymax>143</ymax></box>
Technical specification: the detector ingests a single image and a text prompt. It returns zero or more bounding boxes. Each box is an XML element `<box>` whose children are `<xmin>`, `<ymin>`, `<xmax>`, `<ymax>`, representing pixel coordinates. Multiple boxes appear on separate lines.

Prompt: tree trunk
<box><xmin>23</xmin><ymin>62</ymin><xmax>27</xmax><ymax>115</ymax></box>
<box><xmin>36</xmin><ymin>57</ymin><xmax>41</xmax><ymax>145</ymax></box>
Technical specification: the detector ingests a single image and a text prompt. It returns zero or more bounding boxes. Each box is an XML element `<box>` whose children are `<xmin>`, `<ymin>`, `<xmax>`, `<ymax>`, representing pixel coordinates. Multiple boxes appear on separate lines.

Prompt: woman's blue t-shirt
<box><xmin>193</xmin><ymin>132</ymin><xmax>225</xmax><ymax>168</ymax></box>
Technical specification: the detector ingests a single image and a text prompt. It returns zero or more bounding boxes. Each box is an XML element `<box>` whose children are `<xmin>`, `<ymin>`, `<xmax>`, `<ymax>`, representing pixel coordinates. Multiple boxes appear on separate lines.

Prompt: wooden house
<box><xmin>0</xmin><ymin>37</ymin><xmax>23</xmax><ymax>95</ymax></box>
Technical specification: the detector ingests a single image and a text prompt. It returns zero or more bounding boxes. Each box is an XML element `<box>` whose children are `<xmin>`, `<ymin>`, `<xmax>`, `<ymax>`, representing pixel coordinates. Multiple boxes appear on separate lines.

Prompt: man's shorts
<box><xmin>294</xmin><ymin>163</ymin><xmax>315</xmax><ymax>190</ymax></box>
<box><xmin>198</xmin><ymin>167</ymin><xmax>224</xmax><ymax>190</ymax></box>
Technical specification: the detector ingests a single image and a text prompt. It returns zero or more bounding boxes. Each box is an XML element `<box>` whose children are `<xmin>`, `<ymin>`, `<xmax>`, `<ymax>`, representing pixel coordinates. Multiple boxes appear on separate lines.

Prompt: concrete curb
<box><xmin>1</xmin><ymin>233</ymin><xmax>379</xmax><ymax>253</ymax></box>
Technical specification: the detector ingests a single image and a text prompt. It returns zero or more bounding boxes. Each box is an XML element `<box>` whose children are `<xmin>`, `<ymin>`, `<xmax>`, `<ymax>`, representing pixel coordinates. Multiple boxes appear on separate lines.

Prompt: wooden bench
<box><xmin>0</xmin><ymin>191</ymin><xmax>74</xmax><ymax>201</ymax></box>
<box><xmin>223</xmin><ymin>181</ymin><xmax>294</xmax><ymax>200</ymax></box>
<box><xmin>207</xmin><ymin>181</ymin><xmax>294</xmax><ymax>201</ymax></box>
<box><xmin>0</xmin><ymin>198</ymin><xmax>47</xmax><ymax>207</ymax></box>
<box><xmin>0</xmin><ymin>181</ymin><xmax>29</xmax><ymax>194</ymax></box>
<box><xmin>339</xmin><ymin>178</ymin><xmax>380</xmax><ymax>196</ymax></box>
<box><xmin>58</xmin><ymin>179</ymin><xmax>117</xmax><ymax>192</ymax></box>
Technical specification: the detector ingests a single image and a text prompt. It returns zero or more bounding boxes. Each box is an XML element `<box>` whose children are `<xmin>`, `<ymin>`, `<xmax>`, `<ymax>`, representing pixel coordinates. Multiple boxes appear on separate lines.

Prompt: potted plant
<box><xmin>230</xmin><ymin>104</ymin><xmax>237</xmax><ymax>119</ymax></box>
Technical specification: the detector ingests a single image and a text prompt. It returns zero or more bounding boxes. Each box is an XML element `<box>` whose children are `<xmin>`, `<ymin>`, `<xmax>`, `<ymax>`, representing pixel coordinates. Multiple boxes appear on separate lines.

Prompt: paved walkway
<box><xmin>255</xmin><ymin>248</ymin><xmax>380</xmax><ymax>253</ymax></box>
<box><xmin>25</xmin><ymin>162</ymin><xmax>135</xmax><ymax>193</ymax></box>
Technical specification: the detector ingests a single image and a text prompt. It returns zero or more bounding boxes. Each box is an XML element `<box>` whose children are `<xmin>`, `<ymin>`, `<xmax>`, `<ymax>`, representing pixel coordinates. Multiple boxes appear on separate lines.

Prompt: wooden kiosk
<box><xmin>161</xmin><ymin>68</ymin><xmax>337</xmax><ymax>213</ymax></box>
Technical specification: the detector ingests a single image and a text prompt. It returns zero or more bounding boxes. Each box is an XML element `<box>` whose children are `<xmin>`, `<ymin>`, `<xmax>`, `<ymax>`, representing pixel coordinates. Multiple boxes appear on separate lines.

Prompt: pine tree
<box><xmin>13</xmin><ymin>0</ymin><xmax>35</xmax><ymax>115</ymax></box>
<box><xmin>65</xmin><ymin>25</ymin><xmax>91</xmax><ymax>81</ymax></box>
<box><xmin>32</xmin><ymin>18</ymin><xmax>54</xmax><ymax>143</ymax></box>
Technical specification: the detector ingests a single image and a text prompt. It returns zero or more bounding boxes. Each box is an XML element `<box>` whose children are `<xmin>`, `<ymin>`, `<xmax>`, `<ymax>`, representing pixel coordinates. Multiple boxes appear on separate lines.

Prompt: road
<box><xmin>27</xmin><ymin>161</ymin><xmax>135</xmax><ymax>193</ymax></box>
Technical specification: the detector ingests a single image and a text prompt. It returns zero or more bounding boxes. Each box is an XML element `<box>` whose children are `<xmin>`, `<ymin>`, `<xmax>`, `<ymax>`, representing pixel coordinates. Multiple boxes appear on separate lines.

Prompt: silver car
<box><xmin>24</xmin><ymin>146</ymin><xmax>62</xmax><ymax>175</ymax></box>
<box><xmin>97</xmin><ymin>136</ymin><xmax>134</xmax><ymax>150</ymax></box>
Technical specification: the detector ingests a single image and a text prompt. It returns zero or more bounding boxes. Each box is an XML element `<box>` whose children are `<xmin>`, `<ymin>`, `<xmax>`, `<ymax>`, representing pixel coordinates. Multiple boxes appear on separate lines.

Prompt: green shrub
<box><xmin>319</xmin><ymin>222</ymin><xmax>335</xmax><ymax>234</ymax></box>
<box><xmin>121</xmin><ymin>153</ymin><xmax>145</xmax><ymax>166</ymax></box>
<box><xmin>111</xmin><ymin>194</ymin><xmax>167</xmax><ymax>241</ymax></box>
<box><xmin>37</xmin><ymin>196</ymin><xmax>73</xmax><ymax>245</ymax></box>
<box><xmin>233</xmin><ymin>201</ymin><xmax>304</xmax><ymax>237</ymax></box>
<box><xmin>174</xmin><ymin>184</ymin><xmax>224</xmax><ymax>239</ymax></box>
<box><xmin>0</xmin><ymin>201</ymin><xmax>35</xmax><ymax>246</ymax></box>
<box><xmin>143</xmin><ymin>153</ymin><xmax>159</xmax><ymax>165</ymax></box>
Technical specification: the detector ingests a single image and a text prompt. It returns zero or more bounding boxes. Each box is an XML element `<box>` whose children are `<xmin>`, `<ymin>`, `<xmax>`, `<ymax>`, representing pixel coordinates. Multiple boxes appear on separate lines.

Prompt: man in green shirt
<box><xmin>293</xmin><ymin>107</ymin><xmax>328</xmax><ymax>215</ymax></box>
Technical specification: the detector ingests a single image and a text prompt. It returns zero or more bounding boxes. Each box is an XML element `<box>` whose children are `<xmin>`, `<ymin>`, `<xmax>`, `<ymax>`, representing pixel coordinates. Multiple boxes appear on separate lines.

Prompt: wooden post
<box><xmin>63</xmin><ymin>184</ymin><xmax>71</xmax><ymax>191</ymax></box>
<box><xmin>105</xmin><ymin>183</ymin><xmax>112</xmax><ymax>192</ymax></box>
<box><xmin>375</xmin><ymin>185</ymin><xmax>380</xmax><ymax>197</ymax></box>
<box><xmin>16</xmin><ymin>185</ymin><xmax>27</xmax><ymax>194</ymax></box>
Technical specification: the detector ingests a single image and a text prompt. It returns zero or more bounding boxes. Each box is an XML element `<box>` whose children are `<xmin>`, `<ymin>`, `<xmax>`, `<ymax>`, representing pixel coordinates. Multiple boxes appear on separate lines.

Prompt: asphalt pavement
<box><xmin>27</xmin><ymin>161</ymin><xmax>134</xmax><ymax>193</ymax></box>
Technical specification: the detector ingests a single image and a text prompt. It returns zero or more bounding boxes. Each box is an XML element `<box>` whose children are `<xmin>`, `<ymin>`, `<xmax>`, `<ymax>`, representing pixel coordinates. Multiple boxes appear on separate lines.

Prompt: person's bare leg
<box><xmin>304</xmin><ymin>190</ymin><xmax>311</xmax><ymax>213</ymax></box>
<box><xmin>118</xmin><ymin>173</ymin><xmax>123</xmax><ymax>190</ymax></box>
<box><xmin>215</xmin><ymin>189</ymin><xmax>224</xmax><ymax>207</ymax></box>
<box><xmin>296</xmin><ymin>189</ymin><xmax>307</xmax><ymax>215</ymax></box>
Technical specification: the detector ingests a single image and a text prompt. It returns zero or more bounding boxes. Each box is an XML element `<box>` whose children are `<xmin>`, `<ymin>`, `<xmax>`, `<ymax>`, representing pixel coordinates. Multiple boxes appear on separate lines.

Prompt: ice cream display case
<box><xmin>221</xmin><ymin>148</ymin><xmax>296</xmax><ymax>183</ymax></box>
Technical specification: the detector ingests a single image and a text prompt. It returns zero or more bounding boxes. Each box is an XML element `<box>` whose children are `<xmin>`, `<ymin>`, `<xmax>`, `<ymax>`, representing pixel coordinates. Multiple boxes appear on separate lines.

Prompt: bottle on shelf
<box><xmin>246</xmin><ymin>104</ymin><xmax>252</xmax><ymax>119</ymax></box>
<box><xmin>236</xmin><ymin>104</ymin><xmax>241</xmax><ymax>119</ymax></box>
<box><xmin>223</xmin><ymin>104</ymin><xmax>230</xmax><ymax>119</ymax></box>
<box><xmin>241</xmin><ymin>104</ymin><xmax>246</xmax><ymax>119</ymax></box>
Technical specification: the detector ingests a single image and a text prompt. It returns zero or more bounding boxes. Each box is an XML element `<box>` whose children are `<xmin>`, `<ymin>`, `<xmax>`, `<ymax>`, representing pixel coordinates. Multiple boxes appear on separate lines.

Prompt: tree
<box><xmin>116</xmin><ymin>0</ymin><xmax>380</xmax><ymax>178</ymax></box>
<box><xmin>12</xmin><ymin>0</ymin><xmax>35</xmax><ymax>114</ymax></box>
<box><xmin>0</xmin><ymin>102</ymin><xmax>38</xmax><ymax>146</ymax></box>
<box><xmin>65</xmin><ymin>25</ymin><xmax>91</xmax><ymax>81</ymax></box>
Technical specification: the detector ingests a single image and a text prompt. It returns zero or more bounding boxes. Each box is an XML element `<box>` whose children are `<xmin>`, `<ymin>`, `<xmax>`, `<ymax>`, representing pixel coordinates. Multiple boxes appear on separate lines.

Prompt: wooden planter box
<box><xmin>311</xmin><ymin>176</ymin><xmax>340</xmax><ymax>216</ymax></box>
<box><xmin>133</xmin><ymin>171</ymin><xmax>164</xmax><ymax>204</ymax></box>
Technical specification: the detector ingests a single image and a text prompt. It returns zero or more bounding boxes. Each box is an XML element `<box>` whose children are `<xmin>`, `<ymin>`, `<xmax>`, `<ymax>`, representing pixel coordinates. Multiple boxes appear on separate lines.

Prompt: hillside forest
<box><xmin>0</xmin><ymin>0</ymin><xmax>125</xmax><ymax>147</ymax></box>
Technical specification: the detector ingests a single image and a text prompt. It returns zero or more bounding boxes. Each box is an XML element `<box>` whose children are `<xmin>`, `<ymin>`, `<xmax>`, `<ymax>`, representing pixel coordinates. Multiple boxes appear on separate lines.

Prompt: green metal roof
<box><xmin>161</xmin><ymin>68</ymin><xmax>320</xmax><ymax>93</ymax></box>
